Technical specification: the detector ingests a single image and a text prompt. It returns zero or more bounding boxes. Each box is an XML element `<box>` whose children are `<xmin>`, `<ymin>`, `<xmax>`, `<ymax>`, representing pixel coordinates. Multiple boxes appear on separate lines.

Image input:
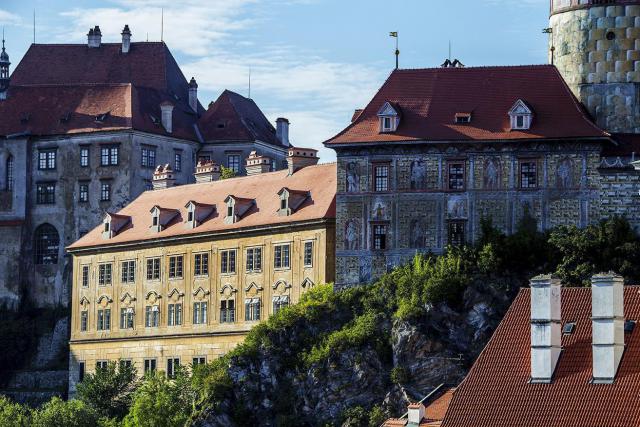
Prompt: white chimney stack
<box><xmin>591</xmin><ymin>273</ymin><xmax>625</xmax><ymax>383</ymax></box>
<box><xmin>407</xmin><ymin>403</ymin><xmax>425</xmax><ymax>426</ymax></box>
<box><xmin>530</xmin><ymin>274</ymin><xmax>562</xmax><ymax>383</ymax></box>
<box><xmin>188</xmin><ymin>77</ymin><xmax>198</xmax><ymax>112</ymax></box>
<box><xmin>160</xmin><ymin>101</ymin><xmax>174</xmax><ymax>134</ymax></box>
<box><xmin>121</xmin><ymin>25</ymin><xmax>131</xmax><ymax>53</ymax></box>
<box><xmin>276</xmin><ymin>117</ymin><xmax>290</xmax><ymax>146</ymax></box>
<box><xmin>88</xmin><ymin>26</ymin><xmax>102</xmax><ymax>48</ymax></box>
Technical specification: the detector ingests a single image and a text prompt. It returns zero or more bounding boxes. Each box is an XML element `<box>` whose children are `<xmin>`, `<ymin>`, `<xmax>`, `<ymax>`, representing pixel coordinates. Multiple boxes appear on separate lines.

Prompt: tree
<box><xmin>220</xmin><ymin>166</ymin><xmax>236</xmax><ymax>180</ymax></box>
<box><xmin>31</xmin><ymin>397</ymin><xmax>98</xmax><ymax>427</ymax></box>
<box><xmin>76</xmin><ymin>361</ymin><xmax>139</xmax><ymax>420</ymax></box>
<box><xmin>0</xmin><ymin>395</ymin><xmax>31</xmax><ymax>427</ymax></box>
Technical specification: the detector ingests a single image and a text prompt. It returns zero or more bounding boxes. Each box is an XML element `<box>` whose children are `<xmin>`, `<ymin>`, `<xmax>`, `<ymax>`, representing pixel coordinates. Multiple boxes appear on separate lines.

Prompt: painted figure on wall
<box><xmin>410</xmin><ymin>160</ymin><xmax>426</xmax><ymax>190</ymax></box>
<box><xmin>410</xmin><ymin>218</ymin><xmax>425</xmax><ymax>248</ymax></box>
<box><xmin>345</xmin><ymin>219</ymin><xmax>359</xmax><ymax>250</ymax></box>
<box><xmin>447</xmin><ymin>196</ymin><xmax>466</xmax><ymax>219</ymax></box>
<box><xmin>557</xmin><ymin>158</ymin><xmax>572</xmax><ymax>189</ymax></box>
<box><xmin>347</xmin><ymin>162</ymin><xmax>359</xmax><ymax>193</ymax></box>
<box><xmin>484</xmin><ymin>158</ymin><xmax>500</xmax><ymax>190</ymax></box>
<box><xmin>359</xmin><ymin>257</ymin><xmax>372</xmax><ymax>283</ymax></box>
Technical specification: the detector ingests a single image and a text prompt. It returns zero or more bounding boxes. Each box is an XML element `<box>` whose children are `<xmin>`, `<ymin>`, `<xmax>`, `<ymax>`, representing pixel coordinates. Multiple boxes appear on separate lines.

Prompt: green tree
<box><xmin>0</xmin><ymin>395</ymin><xmax>31</xmax><ymax>427</ymax></box>
<box><xmin>31</xmin><ymin>397</ymin><xmax>98</xmax><ymax>427</ymax></box>
<box><xmin>76</xmin><ymin>361</ymin><xmax>138</xmax><ymax>420</ymax></box>
<box><xmin>220</xmin><ymin>166</ymin><xmax>236</xmax><ymax>180</ymax></box>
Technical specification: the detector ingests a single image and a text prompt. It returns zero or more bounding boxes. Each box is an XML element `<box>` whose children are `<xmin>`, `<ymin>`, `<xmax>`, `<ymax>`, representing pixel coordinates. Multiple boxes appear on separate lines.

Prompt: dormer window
<box><xmin>224</xmin><ymin>196</ymin><xmax>255</xmax><ymax>224</ymax></box>
<box><xmin>455</xmin><ymin>113</ymin><xmax>471</xmax><ymax>124</ymax></box>
<box><xmin>104</xmin><ymin>222</ymin><xmax>110</xmax><ymax>233</ymax></box>
<box><xmin>101</xmin><ymin>213</ymin><xmax>131</xmax><ymax>240</ymax></box>
<box><xmin>280</xmin><ymin>198</ymin><xmax>287</xmax><ymax>210</ymax></box>
<box><xmin>277</xmin><ymin>187</ymin><xmax>310</xmax><ymax>217</ymax></box>
<box><xmin>149</xmin><ymin>205</ymin><xmax>180</xmax><ymax>233</ymax></box>
<box><xmin>152</xmin><ymin>215</ymin><xmax>159</xmax><ymax>226</ymax></box>
<box><xmin>377</xmin><ymin>101</ymin><xmax>400</xmax><ymax>133</ymax></box>
<box><xmin>184</xmin><ymin>201</ymin><xmax>216</xmax><ymax>229</ymax></box>
<box><xmin>509</xmin><ymin>99</ymin><xmax>533</xmax><ymax>130</ymax></box>
<box><xmin>188</xmin><ymin>211</ymin><xmax>194</xmax><ymax>222</ymax></box>
<box><xmin>227</xmin><ymin>205</ymin><xmax>233</xmax><ymax>218</ymax></box>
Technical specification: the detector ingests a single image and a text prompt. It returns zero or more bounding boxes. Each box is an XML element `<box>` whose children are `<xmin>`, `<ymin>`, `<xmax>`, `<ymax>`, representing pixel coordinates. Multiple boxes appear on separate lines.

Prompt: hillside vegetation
<box><xmin>2</xmin><ymin>217</ymin><xmax>640</xmax><ymax>427</ymax></box>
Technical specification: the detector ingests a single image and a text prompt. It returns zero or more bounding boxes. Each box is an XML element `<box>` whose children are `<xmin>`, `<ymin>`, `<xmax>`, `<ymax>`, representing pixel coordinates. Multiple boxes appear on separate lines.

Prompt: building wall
<box><xmin>334</xmin><ymin>141</ymin><xmax>640</xmax><ymax>286</ymax></box>
<box><xmin>68</xmin><ymin>222</ymin><xmax>334</xmax><ymax>395</ymax></box>
<box><xmin>199</xmin><ymin>141</ymin><xmax>288</xmax><ymax>176</ymax></box>
<box><xmin>550</xmin><ymin>4</ymin><xmax>640</xmax><ymax>132</ymax></box>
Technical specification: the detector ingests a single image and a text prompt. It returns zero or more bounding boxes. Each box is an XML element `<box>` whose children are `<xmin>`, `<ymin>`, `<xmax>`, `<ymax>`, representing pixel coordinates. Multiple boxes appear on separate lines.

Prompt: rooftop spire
<box><xmin>0</xmin><ymin>28</ymin><xmax>10</xmax><ymax>100</ymax></box>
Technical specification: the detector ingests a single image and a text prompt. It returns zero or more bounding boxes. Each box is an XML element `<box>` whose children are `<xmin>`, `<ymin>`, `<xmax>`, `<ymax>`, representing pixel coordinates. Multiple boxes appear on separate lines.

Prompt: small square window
<box><xmin>373</xmin><ymin>225</ymin><xmax>387</xmax><ymax>250</ymax></box>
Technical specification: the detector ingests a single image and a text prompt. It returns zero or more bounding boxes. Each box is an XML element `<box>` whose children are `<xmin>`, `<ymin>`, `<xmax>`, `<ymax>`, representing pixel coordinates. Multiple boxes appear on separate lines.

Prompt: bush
<box><xmin>220</xmin><ymin>166</ymin><xmax>236</xmax><ymax>180</ymax></box>
<box><xmin>76</xmin><ymin>361</ymin><xmax>138</xmax><ymax>420</ymax></box>
<box><xmin>32</xmin><ymin>397</ymin><xmax>98</xmax><ymax>427</ymax></box>
<box><xmin>0</xmin><ymin>395</ymin><xmax>31</xmax><ymax>427</ymax></box>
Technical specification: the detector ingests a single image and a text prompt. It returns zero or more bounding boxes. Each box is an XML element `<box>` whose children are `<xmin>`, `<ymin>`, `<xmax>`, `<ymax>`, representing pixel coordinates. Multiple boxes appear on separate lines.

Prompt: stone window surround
<box><xmin>518</xmin><ymin>157</ymin><xmax>540</xmax><ymax>190</ymax></box>
<box><xmin>371</xmin><ymin>221</ymin><xmax>389</xmax><ymax>251</ymax></box>
<box><xmin>371</xmin><ymin>161</ymin><xmax>391</xmax><ymax>192</ymax></box>
<box><xmin>446</xmin><ymin>158</ymin><xmax>467</xmax><ymax>191</ymax></box>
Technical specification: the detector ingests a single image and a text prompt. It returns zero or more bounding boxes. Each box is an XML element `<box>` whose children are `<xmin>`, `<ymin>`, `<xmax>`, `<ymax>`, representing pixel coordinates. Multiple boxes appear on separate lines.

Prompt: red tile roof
<box><xmin>67</xmin><ymin>163</ymin><xmax>336</xmax><ymax>250</ymax></box>
<box><xmin>197</xmin><ymin>90</ymin><xmax>286</xmax><ymax>147</ymax></box>
<box><xmin>325</xmin><ymin>65</ymin><xmax>608</xmax><ymax>145</ymax></box>
<box><xmin>2</xmin><ymin>42</ymin><xmax>203</xmax><ymax>140</ymax></box>
<box><xmin>441</xmin><ymin>287</ymin><xmax>640</xmax><ymax>427</ymax></box>
<box><xmin>383</xmin><ymin>388</ymin><xmax>455</xmax><ymax>427</ymax></box>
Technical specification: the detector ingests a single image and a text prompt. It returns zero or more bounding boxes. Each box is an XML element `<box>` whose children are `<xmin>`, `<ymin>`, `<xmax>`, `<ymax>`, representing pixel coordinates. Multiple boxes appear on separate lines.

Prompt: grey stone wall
<box><xmin>199</xmin><ymin>141</ymin><xmax>288</xmax><ymax>175</ymax></box>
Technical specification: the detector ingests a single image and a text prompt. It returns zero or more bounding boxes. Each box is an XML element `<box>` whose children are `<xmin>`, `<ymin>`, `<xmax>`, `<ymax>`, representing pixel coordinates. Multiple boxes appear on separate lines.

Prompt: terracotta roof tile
<box><xmin>441</xmin><ymin>287</ymin><xmax>640</xmax><ymax>427</ymax></box>
<box><xmin>325</xmin><ymin>65</ymin><xmax>607</xmax><ymax>145</ymax></box>
<box><xmin>68</xmin><ymin>163</ymin><xmax>336</xmax><ymax>250</ymax></box>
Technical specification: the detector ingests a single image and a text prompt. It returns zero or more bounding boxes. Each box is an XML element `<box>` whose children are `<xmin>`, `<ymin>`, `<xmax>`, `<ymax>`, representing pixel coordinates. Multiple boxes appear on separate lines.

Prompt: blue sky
<box><xmin>0</xmin><ymin>0</ymin><xmax>550</xmax><ymax>160</ymax></box>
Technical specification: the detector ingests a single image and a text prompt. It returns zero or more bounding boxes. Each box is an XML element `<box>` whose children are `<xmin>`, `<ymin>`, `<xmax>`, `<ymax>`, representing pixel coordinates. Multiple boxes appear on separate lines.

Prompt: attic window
<box><xmin>227</xmin><ymin>205</ymin><xmax>233</xmax><ymax>218</ymax></box>
<box><xmin>217</xmin><ymin>122</ymin><xmax>226</xmax><ymax>129</ymax></box>
<box><xmin>562</xmin><ymin>322</ymin><xmax>576</xmax><ymax>335</ymax></box>
<box><xmin>509</xmin><ymin>99</ymin><xmax>533</xmax><ymax>130</ymax></box>
<box><xmin>281</xmin><ymin>198</ymin><xmax>287</xmax><ymax>210</ymax></box>
<box><xmin>104</xmin><ymin>222</ymin><xmax>110</xmax><ymax>233</ymax></box>
<box><xmin>152</xmin><ymin>215</ymin><xmax>158</xmax><ymax>226</ymax></box>
<box><xmin>625</xmin><ymin>320</ymin><xmax>636</xmax><ymax>333</ymax></box>
<box><xmin>377</xmin><ymin>101</ymin><xmax>400</xmax><ymax>133</ymax></box>
<box><xmin>95</xmin><ymin>112</ymin><xmax>110</xmax><ymax>122</ymax></box>
<box><xmin>455</xmin><ymin>113</ymin><xmax>471</xmax><ymax>124</ymax></box>
<box><xmin>188</xmin><ymin>211</ymin><xmax>194</xmax><ymax>222</ymax></box>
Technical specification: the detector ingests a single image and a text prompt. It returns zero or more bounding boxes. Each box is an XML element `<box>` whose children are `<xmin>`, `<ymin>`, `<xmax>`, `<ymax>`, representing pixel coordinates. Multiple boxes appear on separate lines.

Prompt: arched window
<box><xmin>6</xmin><ymin>155</ymin><xmax>13</xmax><ymax>191</ymax></box>
<box><xmin>34</xmin><ymin>224</ymin><xmax>59</xmax><ymax>265</ymax></box>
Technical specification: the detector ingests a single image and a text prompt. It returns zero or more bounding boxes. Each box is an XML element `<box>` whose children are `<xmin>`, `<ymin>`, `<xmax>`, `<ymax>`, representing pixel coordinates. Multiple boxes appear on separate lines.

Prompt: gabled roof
<box><xmin>325</xmin><ymin>65</ymin><xmax>607</xmax><ymax>145</ymax></box>
<box><xmin>197</xmin><ymin>89</ymin><xmax>286</xmax><ymax>147</ymax></box>
<box><xmin>1</xmin><ymin>42</ymin><xmax>204</xmax><ymax>140</ymax></box>
<box><xmin>441</xmin><ymin>287</ymin><xmax>640</xmax><ymax>427</ymax></box>
<box><xmin>68</xmin><ymin>163</ymin><xmax>336</xmax><ymax>250</ymax></box>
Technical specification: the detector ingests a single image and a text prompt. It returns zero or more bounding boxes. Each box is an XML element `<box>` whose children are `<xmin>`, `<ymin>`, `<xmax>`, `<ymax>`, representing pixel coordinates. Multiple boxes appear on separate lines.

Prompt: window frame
<box><xmin>174</xmin><ymin>151</ymin><xmax>182</xmax><ymax>172</ymax></box>
<box><xmin>34</xmin><ymin>224</ymin><xmax>59</xmax><ymax>265</ymax></box>
<box><xmin>519</xmin><ymin>159</ymin><xmax>538</xmax><ymax>190</ymax></box>
<box><xmin>97</xmin><ymin>308</ymin><xmax>111</xmax><ymax>331</ymax></box>
<box><xmin>448</xmin><ymin>220</ymin><xmax>466</xmax><ymax>247</ymax></box>
<box><xmin>447</xmin><ymin>161</ymin><xmax>466</xmax><ymax>191</ymax></box>
<box><xmin>220</xmin><ymin>299</ymin><xmax>235</xmax><ymax>323</ymax></box>
<box><xmin>194</xmin><ymin>253</ymin><xmax>209</xmax><ymax>276</ymax></box>
<box><xmin>244</xmin><ymin>298</ymin><xmax>261</xmax><ymax>322</ymax></box>
<box><xmin>303</xmin><ymin>241</ymin><xmax>313</xmax><ymax>268</ymax></box>
<box><xmin>145</xmin><ymin>305</ymin><xmax>160</xmax><ymax>328</ymax></box>
<box><xmin>227</xmin><ymin>154</ymin><xmax>241</xmax><ymax>173</ymax></box>
<box><xmin>220</xmin><ymin>249</ymin><xmax>237</xmax><ymax>275</ymax></box>
<box><xmin>146</xmin><ymin>257</ymin><xmax>161</xmax><ymax>281</ymax></box>
<box><xmin>100</xmin><ymin>145</ymin><xmax>119</xmax><ymax>166</ymax></box>
<box><xmin>168</xmin><ymin>303</ymin><xmax>183</xmax><ymax>326</ymax></box>
<box><xmin>38</xmin><ymin>149</ymin><xmax>56</xmax><ymax>170</ymax></box>
<box><xmin>193</xmin><ymin>301</ymin><xmax>208</xmax><ymax>325</ymax></box>
<box><xmin>272</xmin><ymin>295</ymin><xmax>290</xmax><ymax>314</ymax></box>
<box><xmin>144</xmin><ymin>358</ymin><xmax>157</xmax><ymax>374</ymax></box>
<box><xmin>80</xmin><ymin>310</ymin><xmax>88</xmax><ymax>332</ymax></box>
<box><xmin>168</xmin><ymin>255</ymin><xmax>184</xmax><ymax>279</ymax></box>
<box><xmin>80</xmin><ymin>146</ymin><xmax>90</xmax><ymax>167</ymax></box>
<box><xmin>167</xmin><ymin>357</ymin><xmax>180</xmax><ymax>379</ymax></box>
<box><xmin>119</xmin><ymin>307</ymin><xmax>135</xmax><ymax>329</ymax></box>
<box><xmin>98</xmin><ymin>263</ymin><xmax>113</xmax><ymax>286</ymax></box>
<box><xmin>372</xmin><ymin>223</ymin><xmax>388</xmax><ymax>251</ymax></box>
<box><xmin>372</xmin><ymin>163</ymin><xmax>390</xmax><ymax>192</ymax></box>
<box><xmin>36</xmin><ymin>182</ymin><xmax>56</xmax><ymax>204</ymax></box>
<box><xmin>81</xmin><ymin>265</ymin><xmax>90</xmax><ymax>288</ymax></box>
<box><xmin>246</xmin><ymin>247</ymin><xmax>262</xmax><ymax>272</ymax></box>
<box><xmin>121</xmin><ymin>260</ymin><xmax>136</xmax><ymax>284</ymax></box>
<box><xmin>273</xmin><ymin>244</ymin><xmax>291</xmax><ymax>270</ymax></box>
<box><xmin>100</xmin><ymin>181</ymin><xmax>111</xmax><ymax>202</ymax></box>
<box><xmin>141</xmin><ymin>146</ymin><xmax>157</xmax><ymax>168</ymax></box>
<box><xmin>6</xmin><ymin>155</ymin><xmax>13</xmax><ymax>191</ymax></box>
<box><xmin>78</xmin><ymin>182</ymin><xmax>89</xmax><ymax>203</ymax></box>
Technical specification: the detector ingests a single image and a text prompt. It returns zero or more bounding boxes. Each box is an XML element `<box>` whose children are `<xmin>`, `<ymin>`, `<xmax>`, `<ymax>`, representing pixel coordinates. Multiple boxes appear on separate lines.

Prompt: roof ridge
<box><xmin>394</xmin><ymin>64</ymin><xmax>556</xmax><ymax>72</ymax></box>
<box><xmin>11</xmin><ymin>83</ymin><xmax>132</xmax><ymax>88</ymax></box>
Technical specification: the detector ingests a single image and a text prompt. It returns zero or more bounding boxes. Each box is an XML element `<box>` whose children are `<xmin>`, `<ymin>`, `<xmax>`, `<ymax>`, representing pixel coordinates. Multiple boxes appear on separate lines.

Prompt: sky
<box><xmin>0</xmin><ymin>0</ymin><xmax>551</xmax><ymax>161</ymax></box>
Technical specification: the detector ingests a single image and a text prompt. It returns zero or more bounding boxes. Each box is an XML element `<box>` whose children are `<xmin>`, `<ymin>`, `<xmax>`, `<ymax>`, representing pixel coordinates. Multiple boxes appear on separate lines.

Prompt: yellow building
<box><xmin>66</xmin><ymin>149</ymin><xmax>335</xmax><ymax>395</ymax></box>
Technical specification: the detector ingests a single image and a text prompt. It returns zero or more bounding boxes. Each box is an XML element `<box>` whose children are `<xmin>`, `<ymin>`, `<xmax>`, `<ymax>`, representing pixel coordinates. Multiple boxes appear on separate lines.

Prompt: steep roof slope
<box><xmin>68</xmin><ymin>162</ymin><xmax>336</xmax><ymax>250</ymax></box>
<box><xmin>441</xmin><ymin>287</ymin><xmax>640</xmax><ymax>427</ymax></box>
<box><xmin>325</xmin><ymin>65</ymin><xmax>607</xmax><ymax>145</ymax></box>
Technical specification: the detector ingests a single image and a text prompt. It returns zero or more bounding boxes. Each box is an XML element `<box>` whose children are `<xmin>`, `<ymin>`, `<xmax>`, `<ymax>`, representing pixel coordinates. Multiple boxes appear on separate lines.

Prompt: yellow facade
<box><xmin>68</xmin><ymin>221</ymin><xmax>335</xmax><ymax>395</ymax></box>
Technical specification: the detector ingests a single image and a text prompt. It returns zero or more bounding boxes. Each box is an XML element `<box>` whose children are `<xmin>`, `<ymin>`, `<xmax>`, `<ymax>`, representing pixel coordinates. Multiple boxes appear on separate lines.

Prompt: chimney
<box><xmin>591</xmin><ymin>273</ymin><xmax>625</xmax><ymax>383</ymax></box>
<box><xmin>152</xmin><ymin>164</ymin><xmax>176</xmax><ymax>190</ymax></box>
<box><xmin>276</xmin><ymin>117</ymin><xmax>290</xmax><ymax>146</ymax></box>
<box><xmin>407</xmin><ymin>403</ymin><xmax>425</xmax><ymax>427</ymax></box>
<box><xmin>194</xmin><ymin>160</ymin><xmax>221</xmax><ymax>183</ymax></box>
<box><xmin>160</xmin><ymin>101</ymin><xmax>174</xmax><ymax>133</ymax></box>
<box><xmin>121</xmin><ymin>25</ymin><xmax>131</xmax><ymax>53</ymax></box>
<box><xmin>245</xmin><ymin>151</ymin><xmax>272</xmax><ymax>176</ymax></box>
<box><xmin>88</xmin><ymin>26</ymin><xmax>102</xmax><ymax>48</ymax></box>
<box><xmin>287</xmin><ymin>147</ymin><xmax>319</xmax><ymax>175</ymax></box>
<box><xmin>530</xmin><ymin>274</ymin><xmax>562</xmax><ymax>383</ymax></box>
<box><xmin>189</xmin><ymin>77</ymin><xmax>198</xmax><ymax>112</ymax></box>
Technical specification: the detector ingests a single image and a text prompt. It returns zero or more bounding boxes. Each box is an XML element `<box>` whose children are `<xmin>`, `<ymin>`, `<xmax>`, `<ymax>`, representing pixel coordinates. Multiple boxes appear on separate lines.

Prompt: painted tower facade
<box><xmin>550</xmin><ymin>0</ymin><xmax>640</xmax><ymax>133</ymax></box>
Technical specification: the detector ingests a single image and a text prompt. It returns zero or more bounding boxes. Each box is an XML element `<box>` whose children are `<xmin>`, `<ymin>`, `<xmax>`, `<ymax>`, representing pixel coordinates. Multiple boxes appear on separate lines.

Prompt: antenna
<box><xmin>248</xmin><ymin>66</ymin><xmax>251</xmax><ymax>99</ymax></box>
<box><xmin>33</xmin><ymin>9</ymin><xmax>35</xmax><ymax>44</ymax></box>
<box><xmin>390</xmin><ymin>32</ymin><xmax>399</xmax><ymax>69</ymax></box>
<box><xmin>161</xmin><ymin>8</ymin><xmax>164</xmax><ymax>42</ymax></box>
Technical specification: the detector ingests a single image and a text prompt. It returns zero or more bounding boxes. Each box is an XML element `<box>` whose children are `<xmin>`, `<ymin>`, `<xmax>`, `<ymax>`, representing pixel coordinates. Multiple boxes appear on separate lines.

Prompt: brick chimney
<box><xmin>152</xmin><ymin>164</ymin><xmax>175</xmax><ymax>190</ymax></box>
<box><xmin>407</xmin><ymin>403</ymin><xmax>425</xmax><ymax>427</ymax></box>
<box><xmin>245</xmin><ymin>151</ymin><xmax>272</xmax><ymax>175</ymax></box>
<box><xmin>188</xmin><ymin>77</ymin><xmax>198</xmax><ymax>112</ymax></box>
<box><xmin>194</xmin><ymin>160</ymin><xmax>221</xmax><ymax>183</ymax></box>
<box><xmin>287</xmin><ymin>147</ymin><xmax>318</xmax><ymax>175</ymax></box>
<box><xmin>160</xmin><ymin>101</ymin><xmax>174</xmax><ymax>133</ymax></box>
<box><xmin>591</xmin><ymin>273</ymin><xmax>625</xmax><ymax>383</ymax></box>
<box><xmin>121</xmin><ymin>25</ymin><xmax>131</xmax><ymax>53</ymax></box>
<box><xmin>88</xmin><ymin>26</ymin><xmax>102</xmax><ymax>48</ymax></box>
<box><xmin>530</xmin><ymin>274</ymin><xmax>562</xmax><ymax>383</ymax></box>
<box><xmin>276</xmin><ymin>117</ymin><xmax>290</xmax><ymax>146</ymax></box>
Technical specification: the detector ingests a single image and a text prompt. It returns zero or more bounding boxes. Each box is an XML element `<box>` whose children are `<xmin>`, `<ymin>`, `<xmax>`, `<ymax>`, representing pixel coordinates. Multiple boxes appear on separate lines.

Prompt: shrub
<box><xmin>389</xmin><ymin>366</ymin><xmax>409</xmax><ymax>384</ymax></box>
<box><xmin>220</xmin><ymin>166</ymin><xmax>236</xmax><ymax>180</ymax></box>
<box><xmin>31</xmin><ymin>397</ymin><xmax>98</xmax><ymax>427</ymax></box>
<box><xmin>76</xmin><ymin>361</ymin><xmax>138</xmax><ymax>420</ymax></box>
<box><xmin>0</xmin><ymin>395</ymin><xmax>31</xmax><ymax>427</ymax></box>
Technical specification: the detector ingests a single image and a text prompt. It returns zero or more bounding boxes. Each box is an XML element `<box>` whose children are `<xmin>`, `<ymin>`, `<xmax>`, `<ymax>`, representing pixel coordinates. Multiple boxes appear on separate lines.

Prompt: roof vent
<box><xmin>441</xmin><ymin>58</ymin><xmax>465</xmax><ymax>68</ymax></box>
<box><xmin>562</xmin><ymin>322</ymin><xmax>576</xmax><ymax>335</ymax></box>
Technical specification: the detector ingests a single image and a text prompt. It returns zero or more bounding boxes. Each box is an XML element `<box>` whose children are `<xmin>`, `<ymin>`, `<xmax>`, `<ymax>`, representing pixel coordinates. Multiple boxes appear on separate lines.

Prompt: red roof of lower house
<box><xmin>441</xmin><ymin>287</ymin><xmax>640</xmax><ymax>427</ymax></box>
<box><xmin>324</xmin><ymin>65</ymin><xmax>607</xmax><ymax>145</ymax></box>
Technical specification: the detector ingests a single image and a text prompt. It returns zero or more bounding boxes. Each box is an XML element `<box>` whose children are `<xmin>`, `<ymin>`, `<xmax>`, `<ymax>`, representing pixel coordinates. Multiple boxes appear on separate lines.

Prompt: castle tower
<box><xmin>550</xmin><ymin>1</ymin><xmax>640</xmax><ymax>133</ymax></box>
<box><xmin>0</xmin><ymin>35</ymin><xmax>10</xmax><ymax>100</ymax></box>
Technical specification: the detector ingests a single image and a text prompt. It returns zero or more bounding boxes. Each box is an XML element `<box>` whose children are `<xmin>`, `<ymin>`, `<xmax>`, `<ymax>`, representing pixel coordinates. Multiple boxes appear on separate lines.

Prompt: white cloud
<box><xmin>0</xmin><ymin>9</ymin><xmax>21</xmax><ymax>26</ymax></box>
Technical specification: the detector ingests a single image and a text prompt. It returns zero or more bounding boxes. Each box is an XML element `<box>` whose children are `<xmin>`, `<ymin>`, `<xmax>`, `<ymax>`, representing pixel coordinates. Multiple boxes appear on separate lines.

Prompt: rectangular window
<box><xmin>244</xmin><ymin>298</ymin><xmax>261</xmax><ymax>321</ymax></box>
<box><xmin>101</xmin><ymin>146</ymin><xmax>119</xmax><ymax>166</ymax></box>
<box><xmin>304</xmin><ymin>242</ymin><xmax>313</xmax><ymax>267</ymax></box>
<box><xmin>80</xmin><ymin>311</ymin><xmax>88</xmax><ymax>332</ymax></box>
<box><xmin>193</xmin><ymin>302</ymin><xmax>208</xmax><ymax>325</ymax></box>
<box><xmin>220</xmin><ymin>250</ymin><xmax>236</xmax><ymax>274</ymax></box>
<box><xmin>120</xmin><ymin>308</ymin><xmax>134</xmax><ymax>329</ymax></box>
<box><xmin>520</xmin><ymin>161</ymin><xmax>538</xmax><ymax>189</ymax></box>
<box><xmin>100</xmin><ymin>182</ymin><xmax>111</xmax><ymax>201</ymax></box>
<box><xmin>194</xmin><ymin>253</ymin><xmax>209</xmax><ymax>276</ymax></box>
<box><xmin>448</xmin><ymin>221</ymin><xmax>466</xmax><ymax>247</ymax></box>
<box><xmin>373</xmin><ymin>225</ymin><xmax>387</xmax><ymax>250</ymax></box>
<box><xmin>96</xmin><ymin>360</ymin><xmax>108</xmax><ymax>370</ymax></box>
<box><xmin>97</xmin><ymin>309</ymin><xmax>111</xmax><ymax>331</ymax></box>
<box><xmin>36</xmin><ymin>182</ymin><xmax>56</xmax><ymax>204</ymax></box>
<box><xmin>80</xmin><ymin>147</ymin><xmax>89</xmax><ymax>167</ymax></box>
<box><xmin>144</xmin><ymin>358</ymin><xmax>157</xmax><ymax>374</ymax></box>
<box><xmin>119</xmin><ymin>360</ymin><xmax>132</xmax><ymax>369</ymax></box>
<box><xmin>168</xmin><ymin>256</ymin><xmax>183</xmax><ymax>279</ymax></box>
<box><xmin>121</xmin><ymin>260</ymin><xmax>136</xmax><ymax>284</ymax></box>
<box><xmin>146</xmin><ymin>258</ymin><xmax>160</xmax><ymax>281</ymax></box>
<box><xmin>81</xmin><ymin>265</ymin><xmax>89</xmax><ymax>288</ymax></box>
<box><xmin>448</xmin><ymin>162</ymin><xmax>465</xmax><ymax>190</ymax></box>
<box><xmin>227</xmin><ymin>154</ymin><xmax>240</xmax><ymax>173</ymax></box>
<box><xmin>374</xmin><ymin>164</ymin><xmax>389</xmax><ymax>192</ymax></box>
<box><xmin>192</xmin><ymin>357</ymin><xmax>206</xmax><ymax>366</ymax></box>
<box><xmin>141</xmin><ymin>147</ymin><xmax>157</xmax><ymax>168</ymax></box>
<box><xmin>79</xmin><ymin>183</ymin><xmax>89</xmax><ymax>203</ymax></box>
<box><xmin>38</xmin><ymin>149</ymin><xmax>56</xmax><ymax>170</ymax></box>
<box><xmin>98</xmin><ymin>263</ymin><xmax>112</xmax><ymax>286</ymax></box>
<box><xmin>274</xmin><ymin>244</ymin><xmax>291</xmax><ymax>269</ymax></box>
<box><xmin>145</xmin><ymin>305</ymin><xmax>160</xmax><ymax>327</ymax></box>
<box><xmin>79</xmin><ymin>362</ymin><xmax>85</xmax><ymax>382</ymax></box>
<box><xmin>167</xmin><ymin>358</ymin><xmax>180</xmax><ymax>379</ymax></box>
<box><xmin>174</xmin><ymin>152</ymin><xmax>182</xmax><ymax>172</ymax></box>
<box><xmin>246</xmin><ymin>247</ymin><xmax>262</xmax><ymax>272</ymax></box>
<box><xmin>168</xmin><ymin>303</ymin><xmax>183</xmax><ymax>326</ymax></box>
<box><xmin>220</xmin><ymin>300</ymin><xmax>235</xmax><ymax>323</ymax></box>
<box><xmin>273</xmin><ymin>295</ymin><xmax>290</xmax><ymax>314</ymax></box>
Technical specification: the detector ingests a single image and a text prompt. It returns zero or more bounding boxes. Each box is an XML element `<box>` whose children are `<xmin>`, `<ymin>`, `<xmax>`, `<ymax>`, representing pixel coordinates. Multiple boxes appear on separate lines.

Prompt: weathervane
<box><xmin>390</xmin><ymin>31</ymin><xmax>399</xmax><ymax>69</ymax></box>
<box><xmin>542</xmin><ymin>27</ymin><xmax>555</xmax><ymax>65</ymax></box>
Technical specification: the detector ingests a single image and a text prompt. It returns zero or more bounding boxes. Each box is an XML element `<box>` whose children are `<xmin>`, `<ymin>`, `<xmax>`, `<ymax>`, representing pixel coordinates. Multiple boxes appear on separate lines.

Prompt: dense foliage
<box><xmin>219</xmin><ymin>166</ymin><xmax>236</xmax><ymax>180</ymax></box>
<box><xmin>2</xmin><ymin>217</ymin><xmax>640</xmax><ymax>426</ymax></box>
